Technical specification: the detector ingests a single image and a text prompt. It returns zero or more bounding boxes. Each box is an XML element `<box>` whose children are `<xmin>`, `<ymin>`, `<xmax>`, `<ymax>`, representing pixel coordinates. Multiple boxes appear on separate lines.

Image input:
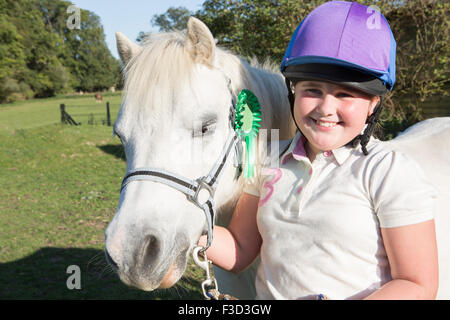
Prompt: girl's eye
<box><xmin>336</xmin><ymin>92</ymin><xmax>354</xmax><ymax>98</ymax></box>
<box><xmin>304</xmin><ymin>88</ymin><xmax>321</xmax><ymax>95</ymax></box>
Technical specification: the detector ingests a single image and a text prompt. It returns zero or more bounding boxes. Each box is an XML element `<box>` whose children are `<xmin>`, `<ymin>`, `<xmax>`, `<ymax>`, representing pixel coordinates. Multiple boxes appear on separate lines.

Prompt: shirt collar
<box><xmin>281</xmin><ymin>131</ymin><xmax>354</xmax><ymax>166</ymax></box>
<box><xmin>281</xmin><ymin>131</ymin><xmax>308</xmax><ymax>165</ymax></box>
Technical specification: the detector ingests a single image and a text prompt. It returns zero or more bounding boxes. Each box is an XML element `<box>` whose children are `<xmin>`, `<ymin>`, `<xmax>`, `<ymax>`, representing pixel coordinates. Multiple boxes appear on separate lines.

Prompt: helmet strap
<box><xmin>285</xmin><ymin>78</ymin><xmax>295</xmax><ymax>112</ymax></box>
<box><xmin>285</xmin><ymin>78</ymin><xmax>300</xmax><ymax>132</ymax></box>
<box><xmin>352</xmin><ymin>96</ymin><xmax>383</xmax><ymax>155</ymax></box>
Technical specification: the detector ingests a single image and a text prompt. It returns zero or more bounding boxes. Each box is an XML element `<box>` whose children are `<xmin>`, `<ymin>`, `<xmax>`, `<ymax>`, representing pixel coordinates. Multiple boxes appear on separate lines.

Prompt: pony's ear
<box><xmin>185</xmin><ymin>17</ymin><xmax>215</xmax><ymax>67</ymax></box>
<box><xmin>116</xmin><ymin>31</ymin><xmax>142</xmax><ymax>65</ymax></box>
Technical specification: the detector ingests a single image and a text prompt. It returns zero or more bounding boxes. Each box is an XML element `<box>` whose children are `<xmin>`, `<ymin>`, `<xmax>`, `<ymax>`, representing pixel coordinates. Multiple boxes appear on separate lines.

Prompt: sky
<box><xmin>71</xmin><ymin>0</ymin><xmax>205</xmax><ymax>60</ymax></box>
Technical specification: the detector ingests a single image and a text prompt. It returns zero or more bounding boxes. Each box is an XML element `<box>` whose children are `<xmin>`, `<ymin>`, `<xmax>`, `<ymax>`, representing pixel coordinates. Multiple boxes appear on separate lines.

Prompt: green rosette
<box><xmin>234</xmin><ymin>89</ymin><xmax>262</xmax><ymax>180</ymax></box>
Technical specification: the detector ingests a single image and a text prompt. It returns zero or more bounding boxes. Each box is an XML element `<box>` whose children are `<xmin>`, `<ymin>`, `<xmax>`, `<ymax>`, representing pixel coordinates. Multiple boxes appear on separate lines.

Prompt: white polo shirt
<box><xmin>244</xmin><ymin>131</ymin><xmax>436</xmax><ymax>300</ymax></box>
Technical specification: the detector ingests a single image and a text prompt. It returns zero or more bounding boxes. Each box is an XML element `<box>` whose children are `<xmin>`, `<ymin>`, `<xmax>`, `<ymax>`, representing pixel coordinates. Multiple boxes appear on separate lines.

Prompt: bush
<box><xmin>370</xmin><ymin>0</ymin><xmax>449</xmax><ymax>139</ymax></box>
<box><xmin>0</xmin><ymin>78</ymin><xmax>35</xmax><ymax>103</ymax></box>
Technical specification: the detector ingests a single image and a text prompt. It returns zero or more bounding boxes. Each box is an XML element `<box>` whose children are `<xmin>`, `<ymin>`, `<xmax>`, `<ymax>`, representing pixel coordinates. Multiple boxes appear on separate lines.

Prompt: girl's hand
<box><xmin>196</xmin><ymin>192</ymin><xmax>262</xmax><ymax>273</ymax></box>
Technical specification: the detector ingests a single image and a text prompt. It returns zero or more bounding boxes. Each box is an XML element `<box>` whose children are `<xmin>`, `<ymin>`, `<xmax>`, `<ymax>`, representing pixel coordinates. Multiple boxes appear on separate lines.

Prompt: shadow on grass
<box><xmin>98</xmin><ymin>144</ymin><xmax>126</xmax><ymax>161</ymax></box>
<box><xmin>0</xmin><ymin>247</ymin><xmax>202</xmax><ymax>300</ymax></box>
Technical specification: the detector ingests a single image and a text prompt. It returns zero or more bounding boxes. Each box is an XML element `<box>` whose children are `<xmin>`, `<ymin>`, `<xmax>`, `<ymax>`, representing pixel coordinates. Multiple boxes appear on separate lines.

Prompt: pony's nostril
<box><xmin>142</xmin><ymin>235</ymin><xmax>161</xmax><ymax>266</ymax></box>
<box><xmin>105</xmin><ymin>249</ymin><xmax>119</xmax><ymax>270</ymax></box>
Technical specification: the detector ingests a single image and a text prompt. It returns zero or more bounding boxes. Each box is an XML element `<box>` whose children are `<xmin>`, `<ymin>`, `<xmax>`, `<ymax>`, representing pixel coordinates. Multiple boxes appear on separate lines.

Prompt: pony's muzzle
<box><xmin>105</xmin><ymin>248</ymin><xmax>119</xmax><ymax>271</ymax></box>
<box><xmin>141</xmin><ymin>234</ymin><xmax>161</xmax><ymax>268</ymax></box>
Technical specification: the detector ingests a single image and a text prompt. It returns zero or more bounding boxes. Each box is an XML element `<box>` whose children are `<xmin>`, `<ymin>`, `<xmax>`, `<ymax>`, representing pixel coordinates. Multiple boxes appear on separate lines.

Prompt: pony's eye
<box><xmin>202</xmin><ymin>124</ymin><xmax>216</xmax><ymax>136</ymax></box>
<box><xmin>193</xmin><ymin>123</ymin><xmax>216</xmax><ymax>138</ymax></box>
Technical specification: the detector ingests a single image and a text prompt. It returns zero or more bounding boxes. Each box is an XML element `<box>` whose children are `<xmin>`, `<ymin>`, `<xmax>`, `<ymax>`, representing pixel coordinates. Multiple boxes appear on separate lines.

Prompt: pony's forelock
<box><xmin>122</xmin><ymin>31</ymin><xmax>196</xmax><ymax>114</ymax></box>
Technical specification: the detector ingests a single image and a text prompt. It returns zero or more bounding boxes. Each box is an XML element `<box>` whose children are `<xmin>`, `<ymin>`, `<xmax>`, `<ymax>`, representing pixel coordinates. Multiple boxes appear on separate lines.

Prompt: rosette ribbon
<box><xmin>234</xmin><ymin>89</ymin><xmax>262</xmax><ymax>180</ymax></box>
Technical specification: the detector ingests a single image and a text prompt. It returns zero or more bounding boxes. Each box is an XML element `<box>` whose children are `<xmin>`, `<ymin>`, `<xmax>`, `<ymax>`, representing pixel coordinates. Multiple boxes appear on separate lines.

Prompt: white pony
<box><xmin>105</xmin><ymin>17</ymin><xmax>450</xmax><ymax>299</ymax></box>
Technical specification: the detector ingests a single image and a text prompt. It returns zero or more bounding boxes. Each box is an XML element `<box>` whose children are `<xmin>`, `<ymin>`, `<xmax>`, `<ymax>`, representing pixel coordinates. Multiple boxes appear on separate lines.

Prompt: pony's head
<box><xmin>105</xmin><ymin>17</ymin><xmax>251</xmax><ymax>291</ymax></box>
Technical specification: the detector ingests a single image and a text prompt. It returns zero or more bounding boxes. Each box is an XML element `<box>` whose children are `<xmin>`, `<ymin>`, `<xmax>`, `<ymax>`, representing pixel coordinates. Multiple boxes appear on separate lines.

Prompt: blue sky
<box><xmin>71</xmin><ymin>0</ymin><xmax>205</xmax><ymax>60</ymax></box>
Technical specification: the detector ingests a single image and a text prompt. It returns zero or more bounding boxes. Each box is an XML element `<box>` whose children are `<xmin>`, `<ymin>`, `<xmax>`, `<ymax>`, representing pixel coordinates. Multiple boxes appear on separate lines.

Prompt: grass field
<box><xmin>3</xmin><ymin>93</ymin><xmax>446</xmax><ymax>300</ymax></box>
<box><xmin>0</xmin><ymin>93</ymin><xmax>203</xmax><ymax>299</ymax></box>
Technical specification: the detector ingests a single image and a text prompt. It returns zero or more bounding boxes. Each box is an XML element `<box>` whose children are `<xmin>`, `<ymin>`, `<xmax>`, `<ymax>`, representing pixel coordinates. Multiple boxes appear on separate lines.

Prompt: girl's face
<box><xmin>293</xmin><ymin>81</ymin><xmax>380</xmax><ymax>160</ymax></box>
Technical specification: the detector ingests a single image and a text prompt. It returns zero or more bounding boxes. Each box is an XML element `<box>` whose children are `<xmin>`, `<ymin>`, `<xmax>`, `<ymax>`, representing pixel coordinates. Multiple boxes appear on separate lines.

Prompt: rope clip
<box><xmin>192</xmin><ymin>246</ymin><xmax>219</xmax><ymax>299</ymax></box>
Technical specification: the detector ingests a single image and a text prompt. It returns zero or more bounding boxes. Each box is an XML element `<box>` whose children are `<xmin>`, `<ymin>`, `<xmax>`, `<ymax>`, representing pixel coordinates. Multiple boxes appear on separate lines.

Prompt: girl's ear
<box><xmin>368</xmin><ymin>96</ymin><xmax>380</xmax><ymax>116</ymax></box>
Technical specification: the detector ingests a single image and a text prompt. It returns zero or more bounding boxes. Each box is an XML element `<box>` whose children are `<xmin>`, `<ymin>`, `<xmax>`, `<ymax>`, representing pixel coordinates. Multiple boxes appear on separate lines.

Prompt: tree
<box><xmin>61</xmin><ymin>8</ymin><xmax>120</xmax><ymax>91</ymax></box>
<box><xmin>136</xmin><ymin>31</ymin><xmax>152</xmax><ymax>43</ymax></box>
<box><xmin>151</xmin><ymin>6</ymin><xmax>192</xmax><ymax>32</ymax></box>
<box><xmin>0</xmin><ymin>0</ymin><xmax>121</xmax><ymax>103</ymax></box>
<box><xmin>149</xmin><ymin>0</ymin><xmax>449</xmax><ymax>139</ymax></box>
<box><xmin>0</xmin><ymin>13</ymin><xmax>30</xmax><ymax>102</ymax></box>
<box><xmin>379</xmin><ymin>0</ymin><xmax>449</xmax><ymax>138</ymax></box>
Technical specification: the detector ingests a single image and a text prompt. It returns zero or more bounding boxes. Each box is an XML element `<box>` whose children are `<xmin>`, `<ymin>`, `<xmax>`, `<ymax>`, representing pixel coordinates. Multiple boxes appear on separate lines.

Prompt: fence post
<box><xmin>106</xmin><ymin>102</ymin><xmax>111</xmax><ymax>126</ymax></box>
<box><xmin>60</xmin><ymin>103</ymin><xmax>79</xmax><ymax>126</ymax></box>
<box><xmin>60</xmin><ymin>104</ymin><xmax>66</xmax><ymax>124</ymax></box>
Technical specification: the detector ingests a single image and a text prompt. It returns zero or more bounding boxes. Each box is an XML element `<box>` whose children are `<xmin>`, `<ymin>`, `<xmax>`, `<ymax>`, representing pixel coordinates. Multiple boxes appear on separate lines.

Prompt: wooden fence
<box><xmin>60</xmin><ymin>102</ymin><xmax>112</xmax><ymax>126</ymax></box>
<box><xmin>60</xmin><ymin>104</ymin><xmax>79</xmax><ymax>125</ymax></box>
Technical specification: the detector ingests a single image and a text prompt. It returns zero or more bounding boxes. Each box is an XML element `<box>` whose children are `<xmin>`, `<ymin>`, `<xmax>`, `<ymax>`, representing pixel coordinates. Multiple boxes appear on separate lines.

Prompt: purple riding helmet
<box><xmin>280</xmin><ymin>1</ymin><xmax>397</xmax><ymax>155</ymax></box>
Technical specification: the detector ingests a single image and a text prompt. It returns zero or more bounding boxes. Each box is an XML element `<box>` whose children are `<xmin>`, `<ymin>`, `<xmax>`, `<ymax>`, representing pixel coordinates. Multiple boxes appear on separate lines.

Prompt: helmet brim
<box><xmin>283</xmin><ymin>64</ymin><xmax>388</xmax><ymax>97</ymax></box>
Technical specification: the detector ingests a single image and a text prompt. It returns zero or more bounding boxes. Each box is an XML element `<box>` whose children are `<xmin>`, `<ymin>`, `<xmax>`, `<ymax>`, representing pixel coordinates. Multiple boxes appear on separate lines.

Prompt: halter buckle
<box><xmin>188</xmin><ymin>177</ymin><xmax>215</xmax><ymax>208</ymax></box>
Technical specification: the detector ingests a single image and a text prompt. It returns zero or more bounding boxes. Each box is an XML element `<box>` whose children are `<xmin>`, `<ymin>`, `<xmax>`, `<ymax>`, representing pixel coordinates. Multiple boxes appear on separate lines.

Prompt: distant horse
<box><xmin>95</xmin><ymin>92</ymin><xmax>103</xmax><ymax>103</ymax></box>
<box><xmin>105</xmin><ymin>17</ymin><xmax>450</xmax><ymax>299</ymax></box>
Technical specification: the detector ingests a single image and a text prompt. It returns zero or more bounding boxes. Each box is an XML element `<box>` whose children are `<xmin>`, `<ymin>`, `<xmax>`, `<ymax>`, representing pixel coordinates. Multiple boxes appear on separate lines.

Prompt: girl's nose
<box><xmin>316</xmin><ymin>93</ymin><xmax>338</xmax><ymax>117</ymax></box>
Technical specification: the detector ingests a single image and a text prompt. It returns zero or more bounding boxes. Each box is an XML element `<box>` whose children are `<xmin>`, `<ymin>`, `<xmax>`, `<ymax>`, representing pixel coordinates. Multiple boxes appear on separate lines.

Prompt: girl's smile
<box><xmin>310</xmin><ymin>118</ymin><xmax>341</xmax><ymax>131</ymax></box>
<box><xmin>293</xmin><ymin>81</ymin><xmax>380</xmax><ymax>160</ymax></box>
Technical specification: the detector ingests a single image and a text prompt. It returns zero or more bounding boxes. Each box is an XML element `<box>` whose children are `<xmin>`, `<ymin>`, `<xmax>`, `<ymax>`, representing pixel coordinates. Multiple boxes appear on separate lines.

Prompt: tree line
<box><xmin>150</xmin><ymin>0</ymin><xmax>449</xmax><ymax>138</ymax></box>
<box><xmin>2</xmin><ymin>0</ymin><xmax>447</xmax><ymax>137</ymax></box>
<box><xmin>0</xmin><ymin>0</ymin><xmax>121</xmax><ymax>104</ymax></box>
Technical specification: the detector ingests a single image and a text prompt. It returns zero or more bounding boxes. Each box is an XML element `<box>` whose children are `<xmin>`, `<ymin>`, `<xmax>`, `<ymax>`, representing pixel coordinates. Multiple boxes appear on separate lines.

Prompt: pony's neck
<box><xmin>216</xmin><ymin>49</ymin><xmax>294</xmax><ymax>140</ymax></box>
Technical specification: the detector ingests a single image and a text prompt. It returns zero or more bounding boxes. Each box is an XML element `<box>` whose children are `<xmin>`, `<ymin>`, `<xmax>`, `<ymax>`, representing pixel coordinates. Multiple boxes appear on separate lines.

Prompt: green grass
<box><xmin>0</xmin><ymin>92</ymin><xmax>122</xmax><ymax>135</ymax></box>
<box><xmin>0</xmin><ymin>95</ymin><xmax>204</xmax><ymax>299</ymax></box>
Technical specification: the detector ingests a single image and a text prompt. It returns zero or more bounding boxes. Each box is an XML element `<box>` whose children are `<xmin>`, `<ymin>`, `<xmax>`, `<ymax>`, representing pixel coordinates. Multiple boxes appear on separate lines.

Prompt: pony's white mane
<box><xmin>121</xmin><ymin>29</ymin><xmax>294</xmax><ymax>140</ymax></box>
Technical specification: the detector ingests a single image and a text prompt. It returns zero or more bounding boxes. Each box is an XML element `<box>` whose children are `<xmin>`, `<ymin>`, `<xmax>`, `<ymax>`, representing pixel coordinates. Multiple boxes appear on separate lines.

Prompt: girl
<box><xmin>199</xmin><ymin>1</ymin><xmax>438</xmax><ymax>300</ymax></box>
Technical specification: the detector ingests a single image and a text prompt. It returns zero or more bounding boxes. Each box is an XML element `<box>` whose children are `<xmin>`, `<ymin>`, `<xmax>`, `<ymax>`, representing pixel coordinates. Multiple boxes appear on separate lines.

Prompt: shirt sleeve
<box><xmin>369</xmin><ymin>150</ymin><xmax>437</xmax><ymax>228</ymax></box>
